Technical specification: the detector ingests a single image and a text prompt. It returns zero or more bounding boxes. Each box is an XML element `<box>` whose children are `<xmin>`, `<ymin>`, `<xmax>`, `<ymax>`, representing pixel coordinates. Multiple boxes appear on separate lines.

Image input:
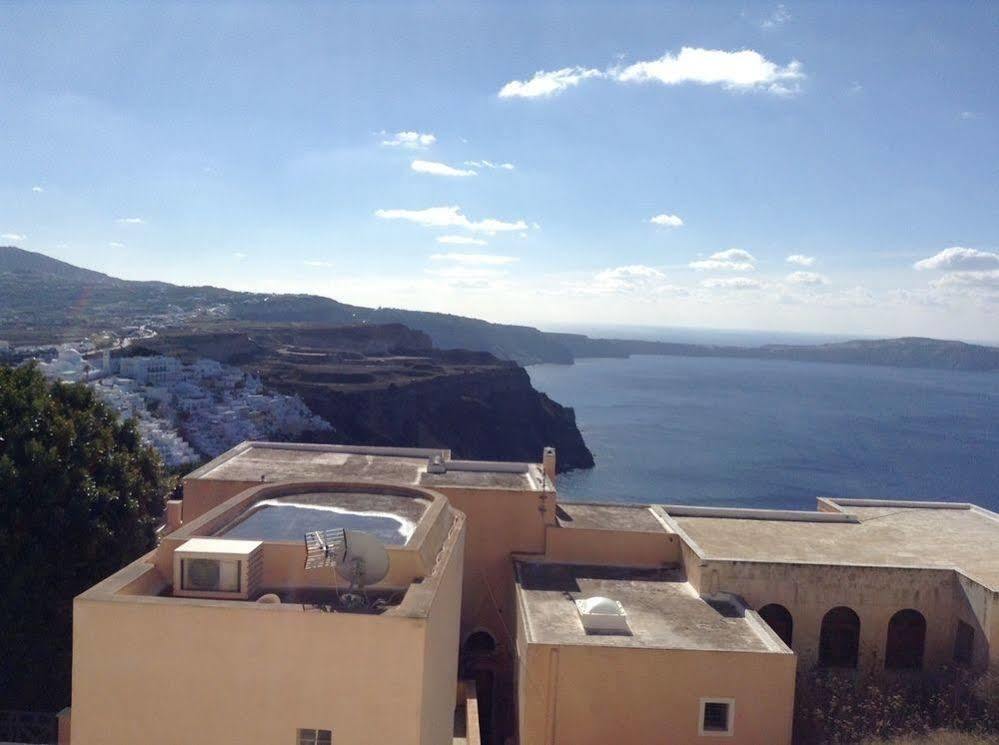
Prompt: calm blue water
<box><xmin>528</xmin><ymin>356</ymin><xmax>999</xmax><ymax>511</ymax></box>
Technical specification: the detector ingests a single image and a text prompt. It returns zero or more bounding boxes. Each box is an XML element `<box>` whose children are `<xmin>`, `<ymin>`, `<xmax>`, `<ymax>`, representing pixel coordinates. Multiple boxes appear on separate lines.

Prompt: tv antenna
<box><xmin>303</xmin><ymin>528</ymin><xmax>390</xmax><ymax>610</ymax></box>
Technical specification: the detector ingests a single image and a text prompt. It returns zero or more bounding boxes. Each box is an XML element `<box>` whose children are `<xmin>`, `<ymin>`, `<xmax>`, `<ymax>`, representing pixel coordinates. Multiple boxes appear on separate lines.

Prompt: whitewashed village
<box><xmin>9</xmin><ymin>341</ymin><xmax>333</xmax><ymax>467</ymax></box>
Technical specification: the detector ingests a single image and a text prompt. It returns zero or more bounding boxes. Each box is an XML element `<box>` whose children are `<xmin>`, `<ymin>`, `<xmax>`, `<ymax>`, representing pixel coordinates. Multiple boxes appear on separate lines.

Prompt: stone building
<box><xmin>63</xmin><ymin>442</ymin><xmax>999</xmax><ymax>745</ymax></box>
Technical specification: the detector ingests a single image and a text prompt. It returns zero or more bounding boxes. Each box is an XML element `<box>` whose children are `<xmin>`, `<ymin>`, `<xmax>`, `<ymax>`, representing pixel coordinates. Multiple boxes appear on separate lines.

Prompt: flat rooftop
<box><xmin>515</xmin><ymin>563</ymin><xmax>783</xmax><ymax>653</ymax></box>
<box><xmin>187</xmin><ymin>442</ymin><xmax>544</xmax><ymax>492</ymax></box>
<box><xmin>672</xmin><ymin>501</ymin><xmax>999</xmax><ymax>590</ymax></box>
<box><xmin>556</xmin><ymin>502</ymin><xmax>666</xmax><ymax>533</ymax></box>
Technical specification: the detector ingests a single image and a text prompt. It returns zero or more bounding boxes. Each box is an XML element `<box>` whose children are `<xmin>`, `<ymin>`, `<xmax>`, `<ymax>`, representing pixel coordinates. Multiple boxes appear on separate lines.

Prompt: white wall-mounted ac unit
<box><xmin>173</xmin><ymin>538</ymin><xmax>263</xmax><ymax>600</ymax></box>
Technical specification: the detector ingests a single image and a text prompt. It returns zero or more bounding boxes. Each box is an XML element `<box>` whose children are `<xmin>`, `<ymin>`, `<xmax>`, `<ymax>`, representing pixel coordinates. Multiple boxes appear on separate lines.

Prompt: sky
<box><xmin>1</xmin><ymin>1</ymin><xmax>997</xmax><ymax>341</ymax></box>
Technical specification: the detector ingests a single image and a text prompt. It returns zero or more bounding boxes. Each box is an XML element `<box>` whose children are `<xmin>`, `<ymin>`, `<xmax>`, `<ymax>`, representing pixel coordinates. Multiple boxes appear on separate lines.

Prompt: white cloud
<box><xmin>786</xmin><ymin>254</ymin><xmax>815</xmax><ymax>266</ymax></box>
<box><xmin>701</xmin><ymin>276</ymin><xmax>763</xmax><ymax>290</ymax></box>
<box><xmin>116</xmin><ymin>217</ymin><xmax>145</xmax><ymax>225</ymax></box>
<box><xmin>1</xmin><ymin>233</ymin><xmax>26</xmax><ymax>241</ymax></box>
<box><xmin>499</xmin><ymin>66</ymin><xmax>603</xmax><ymax>99</ymax></box>
<box><xmin>380</xmin><ymin>131</ymin><xmax>436</xmax><ymax>149</ymax></box>
<box><xmin>960</xmin><ymin>111</ymin><xmax>979</xmax><ymax>120</ymax></box>
<box><xmin>499</xmin><ymin>48</ymin><xmax>804</xmax><ymax>99</ymax></box>
<box><xmin>411</xmin><ymin>160</ymin><xmax>477</xmax><ymax>177</ymax></box>
<box><xmin>304</xmin><ymin>260</ymin><xmax>334</xmax><ymax>268</ymax></box>
<box><xmin>785</xmin><ymin>271</ymin><xmax>829</xmax><ymax>285</ymax></box>
<box><xmin>429</xmin><ymin>253</ymin><xmax>518</xmax><ymax>266</ymax></box>
<box><xmin>616</xmin><ymin>48</ymin><xmax>805</xmax><ymax>96</ymax></box>
<box><xmin>761</xmin><ymin>4</ymin><xmax>791</xmax><ymax>28</ymax></box>
<box><xmin>232</xmin><ymin>252</ymin><xmax>247</xmax><ymax>261</ymax></box>
<box><xmin>374</xmin><ymin>205</ymin><xmax>528</xmax><ymax>234</ymax></box>
<box><xmin>425</xmin><ymin>265</ymin><xmax>508</xmax><ymax>282</ymax></box>
<box><xmin>437</xmin><ymin>235</ymin><xmax>487</xmax><ymax>246</ymax></box>
<box><xmin>931</xmin><ymin>270</ymin><xmax>999</xmax><ymax>290</ymax></box>
<box><xmin>109</xmin><ymin>241</ymin><xmax>126</xmax><ymax>249</ymax></box>
<box><xmin>31</xmin><ymin>186</ymin><xmax>44</xmax><ymax>193</ymax></box>
<box><xmin>563</xmin><ymin>265</ymin><xmax>688</xmax><ymax>297</ymax></box>
<box><xmin>914</xmin><ymin>246</ymin><xmax>999</xmax><ymax>271</ymax></box>
<box><xmin>689</xmin><ymin>248</ymin><xmax>757</xmax><ymax>271</ymax></box>
<box><xmin>650</xmin><ymin>213</ymin><xmax>684</xmax><ymax>227</ymax></box>
<box><xmin>464</xmin><ymin>160</ymin><xmax>515</xmax><ymax>170</ymax></box>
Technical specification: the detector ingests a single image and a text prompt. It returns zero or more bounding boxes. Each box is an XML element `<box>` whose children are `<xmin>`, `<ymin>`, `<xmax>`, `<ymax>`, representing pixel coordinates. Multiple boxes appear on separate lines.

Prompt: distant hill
<box><xmin>550</xmin><ymin>333</ymin><xmax>999</xmax><ymax>372</ymax></box>
<box><xmin>0</xmin><ymin>246</ymin><xmax>572</xmax><ymax>362</ymax></box>
<box><xmin>1</xmin><ymin>246</ymin><xmax>996</xmax><ymax>371</ymax></box>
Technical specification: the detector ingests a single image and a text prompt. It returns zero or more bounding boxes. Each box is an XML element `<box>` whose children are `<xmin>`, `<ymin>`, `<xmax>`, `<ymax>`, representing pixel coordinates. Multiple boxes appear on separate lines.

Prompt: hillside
<box><xmin>550</xmin><ymin>333</ymin><xmax>999</xmax><ymax>372</ymax></box>
<box><xmin>2</xmin><ymin>246</ymin><xmax>996</xmax><ymax>371</ymax></box>
<box><xmin>0</xmin><ymin>246</ymin><xmax>572</xmax><ymax>363</ymax></box>
<box><xmin>134</xmin><ymin>325</ymin><xmax>594</xmax><ymax>470</ymax></box>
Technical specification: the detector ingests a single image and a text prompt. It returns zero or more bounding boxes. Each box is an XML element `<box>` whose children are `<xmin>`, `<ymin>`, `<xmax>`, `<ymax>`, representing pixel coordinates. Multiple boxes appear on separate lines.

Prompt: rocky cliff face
<box><xmin>288</xmin><ymin>363</ymin><xmax>593</xmax><ymax>469</ymax></box>
<box><xmin>139</xmin><ymin>326</ymin><xmax>594</xmax><ymax>471</ymax></box>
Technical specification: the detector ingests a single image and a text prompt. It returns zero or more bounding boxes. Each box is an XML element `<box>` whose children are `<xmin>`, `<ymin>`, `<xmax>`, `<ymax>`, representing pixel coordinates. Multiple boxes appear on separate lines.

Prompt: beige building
<box><xmin>64</xmin><ymin>441</ymin><xmax>999</xmax><ymax>745</ymax></box>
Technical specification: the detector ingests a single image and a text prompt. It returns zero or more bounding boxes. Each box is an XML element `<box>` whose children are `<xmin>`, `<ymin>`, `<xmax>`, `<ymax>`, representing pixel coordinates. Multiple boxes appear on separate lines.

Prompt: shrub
<box><xmin>0</xmin><ymin>364</ymin><xmax>166</xmax><ymax>709</ymax></box>
<box><xmin>793</xmin><ymin>667</ymin><xmax>999</xmax><ymax>744</ymax></box>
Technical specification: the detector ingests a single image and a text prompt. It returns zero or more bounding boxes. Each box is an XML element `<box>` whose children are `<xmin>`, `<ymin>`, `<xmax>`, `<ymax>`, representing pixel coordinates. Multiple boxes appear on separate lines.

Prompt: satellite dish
<box><xmin>337</xmin><ymin>530</ymin><xmax>390</xmax><ymax>588</ymax></box>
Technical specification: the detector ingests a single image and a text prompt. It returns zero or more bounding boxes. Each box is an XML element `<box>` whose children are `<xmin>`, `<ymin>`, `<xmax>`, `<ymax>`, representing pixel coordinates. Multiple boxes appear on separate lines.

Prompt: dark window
<box><xmin>297</xmin><ymin>728</ymin><xmax>332</xmax><ymax>745</ymax></box>
<box><xmin>701</xmin><ymin>701</ymin><xmax>732</xmax><ymax>733</ymax></box>
<box><xmin>463</xmin><ymin>630</ymin><xmax>497</xmax><ymax>654</ymax></box>
<box><xmin>759</xmin><ymin>604</ymin><xmax>793</xmax><ymax>647</ymax></box>
<box><xmin>954</xmin><ymin>620</ymin><xmax>974</xmax><ymax>665</ymax></box>
<box><xmin>819</xmin><ymin>606</ymin><xmax>861</xmax><ymax>668</ymax></box>
<box><xmin>885</xmin><ymin>609</ymin><xmax>926</xmax><ymax>670</ymax></box>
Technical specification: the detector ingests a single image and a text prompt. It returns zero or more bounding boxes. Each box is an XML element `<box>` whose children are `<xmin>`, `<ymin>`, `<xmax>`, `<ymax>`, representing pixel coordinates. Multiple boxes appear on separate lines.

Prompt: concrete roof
<box><xmin>175</xmin><ymin>537</ymin><xmax>261</xmax><ymax>555</ymax></box>
<box><xmin>186</xmin><ymin>441</ymin><xmax>543</xmax><ymax>492</ymax></box>
<box><xmin>514</xmin><ymin>563</ymin><xmax>783</xmax><ymax>653</ymax></box>
<box><xmin>671</xmin><ymin>501</ymin><xmax>999</xmax><ymax>590</ymax></box>
<box><xmin>555</xmin><ymin>502</ymin><xmax>666</xmax><ymax>533</ymax></box>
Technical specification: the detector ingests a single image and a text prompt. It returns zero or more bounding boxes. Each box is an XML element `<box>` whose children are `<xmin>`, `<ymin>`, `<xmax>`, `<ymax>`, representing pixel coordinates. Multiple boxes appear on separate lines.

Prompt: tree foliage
<box><xmin>0</xmin><ymin>364</ymin><xmax>165</xmax><ymax>710</ymax></box>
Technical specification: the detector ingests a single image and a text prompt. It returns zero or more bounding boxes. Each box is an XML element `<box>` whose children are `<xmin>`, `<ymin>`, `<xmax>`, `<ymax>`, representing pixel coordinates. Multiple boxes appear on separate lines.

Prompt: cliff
<box><xmin>136</xmin><ymin>326</ymin><xmax>594</xmax><ymax>471</ymax></box>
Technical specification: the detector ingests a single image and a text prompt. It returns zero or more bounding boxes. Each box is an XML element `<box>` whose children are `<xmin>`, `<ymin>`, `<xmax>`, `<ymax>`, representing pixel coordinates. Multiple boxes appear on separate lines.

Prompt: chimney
<box><xmin>542</xmin><ymin>447</ymin><xmax>556</xmax><ymax>485</ymax></box>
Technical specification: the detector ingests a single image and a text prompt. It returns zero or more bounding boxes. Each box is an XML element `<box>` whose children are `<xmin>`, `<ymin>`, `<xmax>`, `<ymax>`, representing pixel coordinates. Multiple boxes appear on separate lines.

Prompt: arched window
<box><xmin>819</xmin><ymin>606</ymin><xmax>861</xmax><ymax>668</ymax></box>
<box><xmin>885</xmin><ymin>609</ymin><xmax>926</xmax><ymax>670</ymax></box>
<box><xmin>463</xmin><ymin>629</ymin><xmax>497</xmax><ymax>655</ymax></box>
<box><xmin>954</xmin><ymin>620</ymin><xmax>974</xmax><ymax>666</ymax></box>
<box><xmin>759</xmin><ymin>604</ymin><xmax>794</xmax><ymax>647</ymax></box>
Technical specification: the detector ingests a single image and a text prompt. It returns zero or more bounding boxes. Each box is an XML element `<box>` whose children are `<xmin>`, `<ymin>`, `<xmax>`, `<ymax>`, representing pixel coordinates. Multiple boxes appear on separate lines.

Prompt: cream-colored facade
<box><xmin>65</xmin><ymin>442</ymin><xmax>999</xmax><ymax>745</ymax></box>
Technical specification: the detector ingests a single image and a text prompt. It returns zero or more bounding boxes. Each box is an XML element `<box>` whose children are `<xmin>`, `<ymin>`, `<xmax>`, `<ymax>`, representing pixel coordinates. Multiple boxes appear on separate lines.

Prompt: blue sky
<box><xmin>1</xmin><ymin>2</ymin><xmax>997</xmax><ymax>340</ymax></box>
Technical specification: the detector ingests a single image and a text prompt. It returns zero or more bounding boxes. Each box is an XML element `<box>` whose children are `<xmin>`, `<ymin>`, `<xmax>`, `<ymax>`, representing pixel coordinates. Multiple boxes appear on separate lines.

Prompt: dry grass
<box><xmin>862</xmin><ymin>731</ymin><xmax>998</xmax><ymax>745</ymax></box>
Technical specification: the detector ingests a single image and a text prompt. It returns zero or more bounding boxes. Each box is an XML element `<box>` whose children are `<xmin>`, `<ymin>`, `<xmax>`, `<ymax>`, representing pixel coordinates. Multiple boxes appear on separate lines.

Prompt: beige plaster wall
<box><xmin>543</xmin><ymin>526</ymin><xmax>681</xmax><ymax>568</ymax></box>
<box><xmin>517</xmin><ymin>643</ymin><xmax>795</xmax><ymax>745</ymax></box>
<box><xmin>703</xmin><ymin>560</ymin><xmax>988</xmax><ymax>672</ymax></box>
<box><xmin>71</xmin><ymin>597</ymin><xmax>429</xmax><ymax>745</ymax></box>
<box><xmin>957</xmin><ymin>573</ymin><xmax>999</xmax><ymax>670</ymax></box>
<box><xmin>419</xmin><ymin>517</ymin><xmax>467</xmax><ymax>745</ymax></box>
<box><xmin>434</xmin><ymin>486</ymin><xmax>553</xmax><ymax>641</ymax></box>
<box><xmin>181</xmin><ymin>477</ymin><xmax>258</xmax><ymax>522</ymax></box>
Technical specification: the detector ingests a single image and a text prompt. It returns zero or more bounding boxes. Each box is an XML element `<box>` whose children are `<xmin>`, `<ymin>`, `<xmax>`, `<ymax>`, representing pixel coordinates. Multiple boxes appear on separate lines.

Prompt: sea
<box><xmin>528</xmin><ymin>354</ymin><xmax>999</xmax><ymax>512</ymax></box>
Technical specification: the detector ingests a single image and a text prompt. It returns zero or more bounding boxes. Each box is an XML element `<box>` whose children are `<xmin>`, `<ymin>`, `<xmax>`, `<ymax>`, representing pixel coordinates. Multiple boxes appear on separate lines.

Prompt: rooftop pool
<box><xmin>216</xmin><ymin>492</ymin><xmax>427</xmax><ymax>545</ymax></box>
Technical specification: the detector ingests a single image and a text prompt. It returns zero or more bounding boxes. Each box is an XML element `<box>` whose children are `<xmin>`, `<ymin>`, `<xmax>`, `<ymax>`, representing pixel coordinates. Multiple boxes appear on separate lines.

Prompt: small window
<box><xmin>699</xmin><ymin>698</ymin><xmax>734</xmax><ymax>736</ymax></box>
<box><xmin>297</xmin><ymin>729</ymin><xmax>332</xmax><ymax>745</ymax></box>
<box><xmin>954</xmin><ymin>620</ymin><xmax>974</xmax><ymax>665</ymax></box>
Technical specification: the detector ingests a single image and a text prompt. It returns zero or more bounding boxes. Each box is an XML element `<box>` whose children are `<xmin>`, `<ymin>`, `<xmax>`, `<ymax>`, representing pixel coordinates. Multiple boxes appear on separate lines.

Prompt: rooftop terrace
<box><xmin>186</xmin><ymin>441</ymin><xmax>546</xmax><ymax>492</ymax></box>
<box><xmin>515</xmin><ymin>562</ymin><xmax>786</xmax><ymax>653</ymax></box>
<box><xmin>670</xmin><ymin>499</ymin><xmax>999</xmax><ymax>590</ymax></box>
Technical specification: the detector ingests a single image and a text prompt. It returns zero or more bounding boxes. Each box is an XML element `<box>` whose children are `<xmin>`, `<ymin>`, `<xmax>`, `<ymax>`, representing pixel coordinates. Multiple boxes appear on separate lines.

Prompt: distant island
<box><xmin>2</xmin><ymin>245</ymin><xmax>997</xmax><ymax>372</ymax></box>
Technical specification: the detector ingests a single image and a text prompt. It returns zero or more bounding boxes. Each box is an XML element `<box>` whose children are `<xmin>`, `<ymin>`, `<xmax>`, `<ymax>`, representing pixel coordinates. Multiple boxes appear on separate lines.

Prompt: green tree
<box><xmin>0</xmin><ymin>364</ymin><xmax>165</xmax><ymax>710</ymax></box>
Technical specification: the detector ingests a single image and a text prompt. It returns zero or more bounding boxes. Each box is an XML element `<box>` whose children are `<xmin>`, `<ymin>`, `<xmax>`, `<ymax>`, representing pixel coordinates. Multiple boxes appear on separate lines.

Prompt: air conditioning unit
<box><xmin>173</xmin><ymin>538</ymin><xmax>263</xmax><ymax>600</ymax></box>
